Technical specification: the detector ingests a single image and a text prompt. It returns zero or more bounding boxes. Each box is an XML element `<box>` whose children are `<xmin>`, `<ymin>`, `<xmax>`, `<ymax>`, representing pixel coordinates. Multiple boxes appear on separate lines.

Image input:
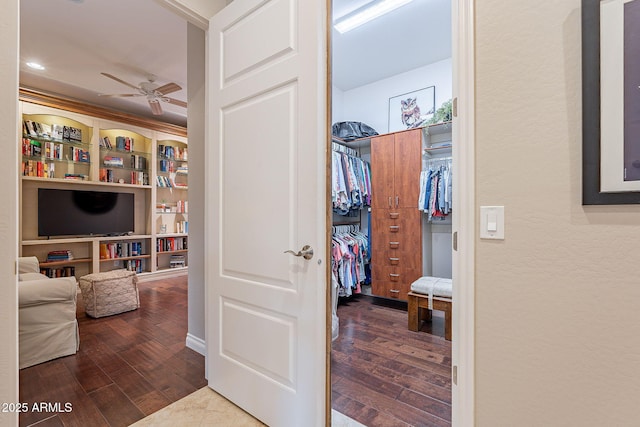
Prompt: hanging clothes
<box><xmin>419</xmin><ymin>158</ymin><xmax>452</xmax><ymax>220</ymax></box>
<box><xmin>331</xmin><ymin>225</ymin><xmax>369</xmax><ymax>298</ymax></box>
<box><xmin>331</xmin><ymin>143</ymin><xmax>372</xmax><ymax>216</ymax></box>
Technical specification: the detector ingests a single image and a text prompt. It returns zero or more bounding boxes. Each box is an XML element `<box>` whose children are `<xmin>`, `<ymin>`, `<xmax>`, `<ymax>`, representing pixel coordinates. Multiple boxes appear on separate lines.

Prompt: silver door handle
<box><xmin>284</xmin><ymin>245</ymin><xmax>314</xmax><ymax>260</ymax></box>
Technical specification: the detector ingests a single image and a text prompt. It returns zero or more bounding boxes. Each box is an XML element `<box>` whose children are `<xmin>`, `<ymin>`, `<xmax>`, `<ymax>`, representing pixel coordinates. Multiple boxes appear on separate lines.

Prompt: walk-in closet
<box><xmin>330</xmin><ymin>0</ymin><xmax>454</xmax><ymax>425</ymax></box>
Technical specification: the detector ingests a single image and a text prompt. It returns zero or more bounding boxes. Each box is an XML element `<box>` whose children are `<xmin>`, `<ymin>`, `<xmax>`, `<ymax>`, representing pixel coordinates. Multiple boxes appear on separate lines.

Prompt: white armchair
<box><xmin>18</xmin><ymin>256</ymin><xmax>79</xmax><ymax>369</ymax></box>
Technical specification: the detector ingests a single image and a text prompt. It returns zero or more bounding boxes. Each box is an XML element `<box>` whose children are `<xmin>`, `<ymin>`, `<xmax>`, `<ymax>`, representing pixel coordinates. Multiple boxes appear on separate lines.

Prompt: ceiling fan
<box><xmin>99</xmin><ymin>72</ymin><xmax>187</xmax><ymax>116</ymax></box>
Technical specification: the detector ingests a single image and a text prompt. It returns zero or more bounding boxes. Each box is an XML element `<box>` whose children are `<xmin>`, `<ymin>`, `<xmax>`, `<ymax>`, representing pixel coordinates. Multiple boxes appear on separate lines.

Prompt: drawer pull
<box><xmin>389</xmin><ymin>257</ymin><xmax>399</xmax><ymax>265</ymax></box>
<box><xmin>390</xmin><ymin>289</ymin><xmax>400</xmax><ymax>298</ymax></box>
<box><xmin>389</xmin><ymin>226</ymin><xmax>400</xmax><ymax>232</ymax></box>
<box><xmin>389</xmin><ymin>242</ymin><xmax>400</xmax><ymax>249</ymax></box>
<box><xmin>389</xmin><ymin>273</ymin><xmax>400</xmax><ymax>281</ymax></box>
<box><xmin>389</xmin><ymin>212</ymin><xmax>399</xmax><ymax>219</ymax></box>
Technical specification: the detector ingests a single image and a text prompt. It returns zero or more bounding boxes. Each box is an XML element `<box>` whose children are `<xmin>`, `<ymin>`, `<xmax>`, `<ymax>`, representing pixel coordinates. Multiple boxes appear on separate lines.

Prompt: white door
<box><xmin>206</xmin><ymin>0</ymin><xmax>328</xmax><ymax>426</ymax></box>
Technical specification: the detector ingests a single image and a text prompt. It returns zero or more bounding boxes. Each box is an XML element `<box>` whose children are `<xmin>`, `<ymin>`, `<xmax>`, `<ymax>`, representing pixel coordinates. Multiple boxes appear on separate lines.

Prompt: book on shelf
<box><xmin>130</xmin><ymin>154</ymin><xmax>147</xmax><ymax>170</ymax></box>
<box><xmin>130</xmin><ymin>171</ymin><xmax>149</xmax><ymax>186</ymax></box>
<box><xmin>46</xmin><ymin>250</ymin><xmax>73</xmax><ymax>261</ymax></box>
<box><xmin>103</xmin><ymin>156</ymin><xmax>123</xmax><ymax>167</ymax></box>
<box><xmin>23</xmin><ymin>120</ymin><xmax>38</xmax><ymax>137</ymax></box>
<box><xmin>64</xmin><ymin>173</ymin><xmax>88</xmax><ymax>180</ymax></box>
<box><xmin>69</xmin><ymin>146</ymin><xmax>90</xmax><ymax>162</ymax></box>
<box><xmin>99</xmin><ymin>136</ymin><xmax>113</xmax><ymax>149</ymax></box>
<box><xmin>115</xmin><ymin>136</ymin><xmax>134</xmax><ymax>152</ymax></box>
<box><xmin>125</xmin><ymin>259</ymin><xmax>144</xmax><ymax>273</ymax></box>
<box><xmin>176</xmin><ymin>220</ymin><xmax>188</xmax><ymax>234</ymax></box>
<box><xmin>51</xmin><ymin>124</ymin><xmax>64</xmax><ymax>141</ymax></box>
<box><xmin>100</xmin><ymin>241</ymin><xmax>143</xmax><ymax>259</ymax></box>
<box><xmin>158</xmin><ymin>145</ymin><xmax>188</xmax><ymax>161</ymax></box>
<box><xmin>169</xmin><ymin>254</ymin><xmax>186</xmax><ymax>268</ymax></box>
<box><xmin>68</xmin><ymin>127</ymin><xmax>82</xmax><ymax>142</ymax></box>
<box><xmin>40</xmin><ymin>266</ymin><xmax>75</xmax><ymax>278</ymax></box>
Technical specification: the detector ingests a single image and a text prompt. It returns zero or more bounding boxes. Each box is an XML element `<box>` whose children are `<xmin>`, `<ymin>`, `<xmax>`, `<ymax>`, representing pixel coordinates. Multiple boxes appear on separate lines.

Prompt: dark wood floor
<box><xmin>331</xmin><ymin>295</ymin><xmax>452</xmax><ymax>427</ymax></box>
<box><xmin>19</xmin><ymin>277</ymin><xmax>450</xmax><ymax>427</ymax></box>
<box><xmin>19</xmin><ymin>275</ymin><xmax>206</xmax><ymax>427</ymax></box>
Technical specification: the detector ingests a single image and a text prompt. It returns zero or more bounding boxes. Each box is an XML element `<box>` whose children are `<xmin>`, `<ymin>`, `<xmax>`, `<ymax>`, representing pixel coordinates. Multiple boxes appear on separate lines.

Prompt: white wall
<box><xmin>0</xmin><ymin>0</ymin><xmax>19</xmax><ymax>425</ymax></box>
<box><xmin>476</xmin><ymin>1</ymin><xmax>640</xmax><ymax>424</ymax></box>
<box><xmin>331</xmin><ymin>85</ymin><xmax>344</xmax><ymax>126</ymax></box>
<box><xmin>186</xmin><ymin>23</ymin><xmax>206</xmax><ymax>355</ymax></box>
<box><xmin>333</xmin><ymin>58</ymin><xmax>452</xmax><ymax>134</ymax></box>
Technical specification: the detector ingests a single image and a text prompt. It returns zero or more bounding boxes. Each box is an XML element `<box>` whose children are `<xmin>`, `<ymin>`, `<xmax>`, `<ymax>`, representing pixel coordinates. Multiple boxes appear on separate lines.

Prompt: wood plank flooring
<box><xmin>19</xmin><ymin>275</ymin><xmax>206</xmax><ymax>427</ymax></box>
<box><xmin>19</xmin><ymin>276</ymin><xmax>450</xmax><ymax>427</ymax></box>
<box><xmin>332</xmin><ymin>295</ymin><xmax>452</xmax><ymax>427</ymax></box>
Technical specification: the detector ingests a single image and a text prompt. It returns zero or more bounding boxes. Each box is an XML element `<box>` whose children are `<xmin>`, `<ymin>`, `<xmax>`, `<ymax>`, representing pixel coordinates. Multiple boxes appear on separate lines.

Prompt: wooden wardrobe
<box><xmin>370</xmin><ymin>128</ymin><xmax>423</xmax><ymax>300</ymax></box>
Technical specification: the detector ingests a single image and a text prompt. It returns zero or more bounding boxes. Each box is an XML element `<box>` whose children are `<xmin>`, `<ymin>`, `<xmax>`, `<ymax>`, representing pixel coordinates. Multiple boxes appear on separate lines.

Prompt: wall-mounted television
<box><xmin>38</xmin><ymin>188</ymin><xmax>135</xmax><ymax>237</ymax></box>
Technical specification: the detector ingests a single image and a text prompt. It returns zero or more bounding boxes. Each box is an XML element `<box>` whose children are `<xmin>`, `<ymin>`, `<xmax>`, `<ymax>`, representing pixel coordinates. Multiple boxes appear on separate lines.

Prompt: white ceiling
<box><xmin>20</xmin><ymin>0</ymin><xmax>451</xmax><ymax>127</ymax></box>
<box><xmin>20</xmin><ymin>0</ymin><xmax>189</xmax><ymax>126</ymax></box>
<box><xmin>332</xmin><ymin>0</ymin><xmax>452</xmax><ymax>91</ymax></box>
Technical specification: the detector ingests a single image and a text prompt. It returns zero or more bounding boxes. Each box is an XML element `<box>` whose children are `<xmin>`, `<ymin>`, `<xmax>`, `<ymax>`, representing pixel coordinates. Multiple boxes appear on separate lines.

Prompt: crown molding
<box><xmin>19</xmin><ymin>87</ymin><xmax>188</xmax><ymax>138</ymax></box>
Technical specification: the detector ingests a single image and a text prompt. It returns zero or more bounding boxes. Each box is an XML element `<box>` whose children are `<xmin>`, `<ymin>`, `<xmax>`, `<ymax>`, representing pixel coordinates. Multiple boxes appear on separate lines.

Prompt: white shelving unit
<box><xmin>19</xmin><ymin>101</ymin><xmax>188</xmax><ymax>278</ymax></box>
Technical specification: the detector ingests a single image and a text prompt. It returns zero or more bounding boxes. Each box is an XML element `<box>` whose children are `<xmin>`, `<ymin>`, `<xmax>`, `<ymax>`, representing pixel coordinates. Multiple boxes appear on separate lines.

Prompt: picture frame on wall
<box><xmin>388</xmin><ymin>86</ymin><xmax>435</xmax><ymax>133</ymax></box>
<box><xmin>583</xmin><ymin>0</ymin><xmax>640</xmax><ymax>204</ymax></box>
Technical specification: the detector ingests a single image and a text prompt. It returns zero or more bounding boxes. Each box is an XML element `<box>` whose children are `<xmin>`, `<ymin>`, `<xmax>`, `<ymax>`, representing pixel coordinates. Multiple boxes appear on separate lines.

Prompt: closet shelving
<box><xmin>18</xmin><ymin>98</ymin><xmax>188</xmax><ymax>279</ymax></box>
<box><xmin>423</xmin><ymin>121</ymin><xmax>453</xmax><ymax>156</ymax></box>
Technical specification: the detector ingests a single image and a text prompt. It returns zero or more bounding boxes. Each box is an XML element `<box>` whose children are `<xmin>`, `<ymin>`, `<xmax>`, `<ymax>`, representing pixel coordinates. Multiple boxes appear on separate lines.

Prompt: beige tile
<box><xmin>129</xmin><ymin>386</ymin><xmax>366</xmax><ymax>427</ymax></box>
<box><xmin>129</xmin><ymin>387</ymin><xmax>264</xmax><ymax>427</ymax></box>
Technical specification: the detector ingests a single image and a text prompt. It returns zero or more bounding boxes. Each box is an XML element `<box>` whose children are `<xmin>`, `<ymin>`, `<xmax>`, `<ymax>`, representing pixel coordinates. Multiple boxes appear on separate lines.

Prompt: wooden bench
<box><xmin>407</xmin><ymin>291</ymin><xmax>452</xmax><ymax>341</ymax></box>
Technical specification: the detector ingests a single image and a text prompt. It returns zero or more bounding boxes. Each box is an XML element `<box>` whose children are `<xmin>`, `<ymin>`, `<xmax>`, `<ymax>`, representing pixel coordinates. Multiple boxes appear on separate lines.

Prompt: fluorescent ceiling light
<box><xmin>26</xmin><ymin>62</ymin><xmax>45</xmax><ymax>71</ymax></box>
<box><xmin>334</xmin><ymin>0</ymin><xmax>415</xmax><ymax>34</ymax></box>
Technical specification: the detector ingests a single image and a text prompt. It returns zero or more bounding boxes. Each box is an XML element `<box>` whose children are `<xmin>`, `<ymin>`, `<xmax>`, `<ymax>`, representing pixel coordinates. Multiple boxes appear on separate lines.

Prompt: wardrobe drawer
<box><xmin>371</xmin><ymin>266</ymin><xmax>422</xmax><ymax>285</ymax></box>
<box><xmin>376</xmin><ymin>253</ymin><xmax>422</xmax><ymax>270</ymax></box>
<box><xmin>370</xmin><ymin>280</ymin><xmax>410</xmax><ymax>300</ymax></box>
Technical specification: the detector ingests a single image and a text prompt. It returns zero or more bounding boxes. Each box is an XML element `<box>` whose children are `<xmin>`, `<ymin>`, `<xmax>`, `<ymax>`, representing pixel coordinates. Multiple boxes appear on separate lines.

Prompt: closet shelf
<box><xmin>331</xmin><ymin>136</ymin><xmax>371</xmax><ymax>149</ymax></box>
<box><xmin>422</xmin><ymin>121</ymin><xmax>452</xmax><ymax>136</ymax></box>
<box><xmin>423</xmin><ymin>145</ymin><xmax>452</xmax><ymax>157</ymax></box>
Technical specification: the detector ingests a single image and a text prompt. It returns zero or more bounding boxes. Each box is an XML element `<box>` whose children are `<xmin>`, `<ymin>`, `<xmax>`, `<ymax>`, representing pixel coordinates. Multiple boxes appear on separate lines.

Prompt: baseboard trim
<box><xmin>137</xmin><ymin>267</ymin><xmax>188</xmax><ymax>282</ymax></box>
<box><xmin>186</xmin><ymin>333</ymin><xmax>206</xmax><ymax>356</ymax></box>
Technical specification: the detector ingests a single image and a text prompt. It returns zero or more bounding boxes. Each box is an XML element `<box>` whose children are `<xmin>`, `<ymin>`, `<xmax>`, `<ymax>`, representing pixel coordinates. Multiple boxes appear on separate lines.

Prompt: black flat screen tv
<box><xmin>38</xmin><ymin>188</ymin><xmax>135</xmax><ymax>237</ymax></box>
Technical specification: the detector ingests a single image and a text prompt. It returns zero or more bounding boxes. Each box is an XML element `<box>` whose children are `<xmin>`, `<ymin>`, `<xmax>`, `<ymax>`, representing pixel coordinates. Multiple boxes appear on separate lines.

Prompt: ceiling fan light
<box><xmin>148</xmin><ymin>99</ymin><xmax>163</xmax><ymax>115</ymax></box>
<box><xmin>26</xmin><ymin>62</ymin><xmax>45</xmax><ymax>71</ymax></box>
<box><xmin>334</xmin><ymin>0</ymin><xmax>415</xmax><ymax>33</ymax></box>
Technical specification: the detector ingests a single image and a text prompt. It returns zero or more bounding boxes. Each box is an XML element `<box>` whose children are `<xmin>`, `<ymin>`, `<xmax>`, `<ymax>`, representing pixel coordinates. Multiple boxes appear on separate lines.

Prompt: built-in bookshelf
<box><xmin>21</xmin><ymin>113</ymin><xmax>92</xmax><ymax>181</ymax></box>
<box><xmin>99</xmin><ymin>129</ymin><xmax>151</xmax><ymax>186</ymax></box>
<box><xmin>154</xmin><ymin>138</ymin><xmax>189</xmax><ymax>272</ymax></box>
<box><xmin>18</xmin><ymin>99</ymin><xmax>188</xmax><ymax>278</ymax></box>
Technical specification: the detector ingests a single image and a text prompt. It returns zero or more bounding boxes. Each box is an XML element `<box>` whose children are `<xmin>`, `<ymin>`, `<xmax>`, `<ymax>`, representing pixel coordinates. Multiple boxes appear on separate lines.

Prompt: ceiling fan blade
<box><xmin>98</xmin><ymin>93</ymin><xmax>143</xmax><ymax>98</ymax></box>
<box><xmin>155</xmin><ymin>82</ymin><xmax>182</xmax><ymax>95</ymax></box>
<box><xmin>164</xmin><ymin>97</ymin><xmax>187</xmax><ymax>108</ymax></box>
<box><xmin>101</xmin><ymin>72</ymin><xmax>140</xmax><ymax>90</ymax></box>
<box><xmin>148</xmin><ymin>99</ymin><xmax>163</xmax><ymax>115</ymax></box>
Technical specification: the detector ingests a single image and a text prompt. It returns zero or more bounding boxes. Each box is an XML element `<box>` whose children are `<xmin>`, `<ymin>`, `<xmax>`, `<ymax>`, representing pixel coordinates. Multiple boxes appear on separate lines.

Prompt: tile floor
<box><xmin>130</xmin><ymin>387</ymin><xmax>365</xmax><ymax>427</ymax></box>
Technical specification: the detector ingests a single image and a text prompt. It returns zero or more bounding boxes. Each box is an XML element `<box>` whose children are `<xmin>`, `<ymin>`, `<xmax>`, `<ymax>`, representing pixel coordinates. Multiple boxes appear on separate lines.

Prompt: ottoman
<box><xmin>78</xmin><ymin>270</ymin><xmax>139</xmax><ymax>318</ymax></box>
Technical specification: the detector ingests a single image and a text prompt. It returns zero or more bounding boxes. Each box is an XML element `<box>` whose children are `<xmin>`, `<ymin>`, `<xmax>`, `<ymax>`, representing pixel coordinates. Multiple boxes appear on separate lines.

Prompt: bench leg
<box><xmin>444</xmin><ymin>305</ymin><xmax>452</xmax><ymax>341</ymax></box>
<box><xmin>408</xmin><ymin>294</ymin><xmax>419</xmax><ymax>331</ymax></box>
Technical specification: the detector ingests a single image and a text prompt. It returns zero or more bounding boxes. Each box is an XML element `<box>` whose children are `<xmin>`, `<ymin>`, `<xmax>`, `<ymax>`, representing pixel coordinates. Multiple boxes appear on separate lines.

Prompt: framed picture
<box><xmin>583</xmin><ymin>0</ymin><xmax>640</xmax><ymax>204</ymax></box>
<box><xmin>388</xmin><ymin>86</ymin><xmax>435</xmax><ymax>133</ymax></box>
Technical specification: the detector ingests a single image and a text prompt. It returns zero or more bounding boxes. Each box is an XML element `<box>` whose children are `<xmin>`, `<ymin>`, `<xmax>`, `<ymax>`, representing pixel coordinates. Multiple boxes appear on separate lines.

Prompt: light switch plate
<box><xmin>480</xmin><ymin>206</ymin><xmax>504</xmax><ymax>239</ymax></box>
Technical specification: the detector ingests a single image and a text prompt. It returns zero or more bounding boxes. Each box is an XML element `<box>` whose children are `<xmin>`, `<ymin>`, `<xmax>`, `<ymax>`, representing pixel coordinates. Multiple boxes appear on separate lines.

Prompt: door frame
<box><xmin>113</xmin><ymin>0</ymin><xmax>478</xmax><ymax>425</ymax></box>
<box><xmin>452</xmin><ymin>0</ymin><xmax>476</xmax><ymax>425</ymax></box>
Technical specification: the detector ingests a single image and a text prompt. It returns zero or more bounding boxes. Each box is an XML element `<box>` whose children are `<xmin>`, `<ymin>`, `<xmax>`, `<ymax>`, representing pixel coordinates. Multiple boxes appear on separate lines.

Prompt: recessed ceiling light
<box><xmin>334</xmin><ymin>0</ymin><xmax>415</xmax><ymax>34</ymax></box>
<box><xmin>26</xmin><ymin>62</ymin><xmax>45</xmax><ymax>71</ymax></box>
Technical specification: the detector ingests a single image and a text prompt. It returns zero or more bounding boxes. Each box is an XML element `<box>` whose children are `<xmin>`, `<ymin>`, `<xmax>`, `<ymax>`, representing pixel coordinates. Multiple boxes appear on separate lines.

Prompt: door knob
<box><xmin>284</xmin><ymin>245</ymin><xmax>314</xmax><ymax>260</ymax></box>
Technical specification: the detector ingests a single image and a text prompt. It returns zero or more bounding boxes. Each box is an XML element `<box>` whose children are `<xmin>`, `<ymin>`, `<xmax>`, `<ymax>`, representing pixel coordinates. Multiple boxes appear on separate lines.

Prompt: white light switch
<box><xmin>480</xmin><ymin>206</ymin><xmax>504</xmax><ymax>239</ymax></box>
